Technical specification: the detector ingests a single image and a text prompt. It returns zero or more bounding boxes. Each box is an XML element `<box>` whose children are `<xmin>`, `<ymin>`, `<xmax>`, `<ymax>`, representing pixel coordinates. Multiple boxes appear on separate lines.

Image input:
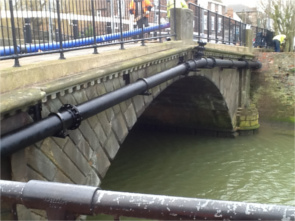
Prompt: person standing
<box><xmin>167</xmin><ymin>0</ymin><xmax>188</xmax><ymax>19</ymax></box>
<box><xmin>129</xmin><ymin>0</ymin><xmax>153</xmax><ymax>39</ymax></box>
<box><xmin>272</xmin><ymin>34</ymin><xmax>286</xmax><ymax>52</ymax></box>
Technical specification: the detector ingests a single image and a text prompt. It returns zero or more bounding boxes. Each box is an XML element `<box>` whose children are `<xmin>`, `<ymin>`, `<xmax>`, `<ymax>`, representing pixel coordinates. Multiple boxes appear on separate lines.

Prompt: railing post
<box><xmin>9</xmin><ymin>0</ymin><xmax>20</xmax><ymax>67</ymax></box>
<box><xmin>207</xmin><ymin>11</ymin><xmax>209</xmax><ymax>41</ymax></box>
<box><xmin>234</xmin><ymin>20</ymin><xmax>236</xmax><ymax>44</ymax></box>
<box><xmin>215</xmin><ymin>11</ymin><xmax>218</xmax><ymax>43</ymax></box>
<box><xmin>91</xmin><ymin>0</ymin><xmax>98</xmax><ymax>54</ymax></box>
<box><xmin>118</xmin><ymin>0</ymin><xmax>124</xmax><ymax>50</ymax></box>
<box><xmin>24</xmin><ymin>18</ymin><xmax>32</xmax><ymax>44</ymax></box>
<box><xmin>173</xmin><ymin>0</ymin><xmax>177</xmax><ymax>40</ymax></box>
<box><xmin>56</xmin><ymin>0</ymin><xmax>65</xmax><ymax>59</ymax></box>
<box><xmin>222</xmin><ymin>16</ymin><xmax>225</xmax><ymax>44</ymax></box>
<box><xmin>158</xmin><ymin>0</ymin><xmax>162</xmax><ymax>43</ymax></box>
<box><xmin>140</xmin><ymin>1</ymin><xmax>145</xmax><ymax>46</ymax></box>
<box><xmin>228</xmin><ymin>17</ymin><xmax>231</xmax><ymax>44</ymax></box>
<box><xmin>240</xmin><ymin>21</ymin><xmax>242</xmax><ymax>46</ymax></box>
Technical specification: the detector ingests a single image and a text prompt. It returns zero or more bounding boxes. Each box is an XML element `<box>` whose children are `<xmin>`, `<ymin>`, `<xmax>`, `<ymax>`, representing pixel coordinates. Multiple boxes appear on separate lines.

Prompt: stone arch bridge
<box><xmin>0</xmin><ymin>10</ymin><xmax>260</xmax><ymax>220</ymax></box>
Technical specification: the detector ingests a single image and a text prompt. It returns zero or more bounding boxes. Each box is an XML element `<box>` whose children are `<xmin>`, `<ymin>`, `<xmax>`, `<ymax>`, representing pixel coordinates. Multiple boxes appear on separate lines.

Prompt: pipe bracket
<box><xmin>208</xmin><ymin>57</ymin><xmax>216</xmax><ymax>68</ymax></box>
<box><xmin>49</xmin><ymin>112</ymin><xmax>68</xmax><ymax>138</ymax></box>
<box><xmin>137</xmin><ymin>78</ymin><xmax>152</xmax><ymax>96</ymax></box>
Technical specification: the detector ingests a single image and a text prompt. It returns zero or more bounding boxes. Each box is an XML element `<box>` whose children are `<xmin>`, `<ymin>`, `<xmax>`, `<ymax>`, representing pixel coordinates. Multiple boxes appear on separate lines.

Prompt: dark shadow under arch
<box><xmin>137</xmin><ymin>76</ymin><xmax>235</xmax><ymax>135</ymax></box>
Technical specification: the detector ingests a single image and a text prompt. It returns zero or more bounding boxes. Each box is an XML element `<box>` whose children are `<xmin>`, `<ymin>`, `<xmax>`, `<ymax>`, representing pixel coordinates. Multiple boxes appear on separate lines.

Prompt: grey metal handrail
<box><xmin>1</xmin><ymin>180</ymin><xmax>295</xmax><ymax>220</ymax></box>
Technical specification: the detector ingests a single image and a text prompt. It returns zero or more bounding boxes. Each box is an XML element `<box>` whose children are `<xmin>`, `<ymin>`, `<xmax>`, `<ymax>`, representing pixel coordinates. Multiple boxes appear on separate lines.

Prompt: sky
<box><xmin>222</xmin><ymin>0</ymin><xmax>258</xmax><ymax>7</ymax></box>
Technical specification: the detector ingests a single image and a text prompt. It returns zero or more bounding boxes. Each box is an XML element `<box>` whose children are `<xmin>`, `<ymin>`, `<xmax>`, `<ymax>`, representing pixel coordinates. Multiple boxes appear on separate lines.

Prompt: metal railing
<box><xmin>252</xmin><ymin>26</ymin><xmax>274</xmax><ymax>48</ymax></box>
<box><xmin>1</xmin><ymin>180</ymin><xmax>295</xmax><ymax>220</ymax></box>
<box><xmin>0</xmin><ymin>0</ymin><xmax>170</xmax><ymax>66</ymax></box>
<box><xmin>0</xmin><ymin>0</ymin><xmax>274</xmax><ymax>67</ymax></box>
<box><xmin>188</xmin><ymin>3</ymin><xmax>274</xmax><ymax>48</ymax></box>
<box><xmin>188</xmin><ymin>3</ymin><xmax>246</xmax><ymax>46</ymax></box>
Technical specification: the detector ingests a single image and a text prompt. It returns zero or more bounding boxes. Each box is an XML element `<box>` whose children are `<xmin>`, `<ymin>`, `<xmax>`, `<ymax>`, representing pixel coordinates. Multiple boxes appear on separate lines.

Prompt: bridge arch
<box><xmin>137</xmin><ymin>75</ymin><xmax>234</xmax><ymax>135</ymax></box>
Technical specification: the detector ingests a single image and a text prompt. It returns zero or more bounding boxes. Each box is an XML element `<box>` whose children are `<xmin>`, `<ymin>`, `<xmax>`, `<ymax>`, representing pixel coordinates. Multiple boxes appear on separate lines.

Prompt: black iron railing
<box><xmin>1</xmin><ymin>180</ymin><xmax>295</xmax><ymax>220</ymax></box>
<box><xmin>188</xmin><ymin>3</ymin><xmax>274</xmax><ymax>48</ymax></box>
<box><xmin>0</xmin><ymin>0</ymin><xmax>170</xmax><ymax>66</ymax></box>
<box><xmin>252</xmin><ymin>26</ymin><xmax>274</xmax><ymax>48</ymax></box>
<box><xmin>0</xmin><ymin>0</ymin><xmax>274</xmax><ymax>67</ymax></box>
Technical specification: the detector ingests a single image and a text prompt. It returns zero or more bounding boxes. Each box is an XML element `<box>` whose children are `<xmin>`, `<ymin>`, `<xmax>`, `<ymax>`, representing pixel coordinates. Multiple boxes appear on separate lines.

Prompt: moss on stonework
<box><xmin>267</xmin><ymin>116</ymin><xmax>295</xmax><ymax>124</ymax></box>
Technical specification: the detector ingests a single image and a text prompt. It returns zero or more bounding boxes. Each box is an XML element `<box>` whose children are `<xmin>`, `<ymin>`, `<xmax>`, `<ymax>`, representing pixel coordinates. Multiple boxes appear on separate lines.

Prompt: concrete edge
<box><xmin>35</xmin><ymin>45</ymin><xmax>193</xmax><ymax>95</ymax></box>
<box><xmin>0</xmin><ymin>45</ymin><xmax>192</xmax><ymax>116</ymax></box>
<box><xmin>0</xmin><ymin>41</ymin><xmax>184</xmax><ymax>94</ymax></box>
<box><xmin>0</xmin><ymin>88</ymin><xmax>46</xmax><ymax>114</ymax></box>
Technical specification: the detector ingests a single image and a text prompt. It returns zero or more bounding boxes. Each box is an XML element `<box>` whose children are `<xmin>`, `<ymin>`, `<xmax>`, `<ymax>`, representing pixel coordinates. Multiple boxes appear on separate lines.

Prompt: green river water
<box><xmin>95</xmin><ymin>123</ymin><xmax>295</xmax><ymax>220</ymax></box>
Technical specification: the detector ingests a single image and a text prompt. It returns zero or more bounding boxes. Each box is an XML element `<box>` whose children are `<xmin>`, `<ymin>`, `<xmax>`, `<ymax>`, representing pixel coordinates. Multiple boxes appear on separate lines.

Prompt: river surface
<box><xmin>95</xmin><ymin>123</ymin><xmax>295</xmax><ymax>219</ymax></box>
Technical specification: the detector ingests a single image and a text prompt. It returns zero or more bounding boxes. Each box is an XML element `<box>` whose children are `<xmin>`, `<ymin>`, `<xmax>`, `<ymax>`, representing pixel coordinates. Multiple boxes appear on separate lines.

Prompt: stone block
<box><xmin>97</xmin><ymin>111</ymin><xmax>112</xmax><ymax>137</ymax></box>
<box><xmin>96</xmin><ymin>82</ymin><xmax>107</xmax><ymax>96</ymax></box>
<box><xmin>59</xmin><ymin>93</ymin><xmax>77</xmax><ymax>105</ymax></box>
<box><xmin>27</xmin><ymin>147</ymin><xmax>57</xmax><ymax>181</ymax></box>
<box><xmin>68</xmin><ymin>129</ymin><xmax>93</xmax><ymax>160</ymax></box>
<box><xmin>26</xmin><ymin>166</ymin><xmax>47</xmax><ymax>181</ymax></box>
<box><xmin>11</xmin><ymin>148</ymin><xmax>28</xmax><ymax>181</ymax></box>
<box><xmin>93</xmin><ymin>123</ymin><xmax>107</xmax><ymax>146</ymax></box>
<box><xmin>63</xmin><ymin>139</ymin><xmax>93</xmax><ymax>177</ymax></box>
<box><xmin>132</xmin><ymin>95</ymin><xmax>145</xmax><ymax>117</ymax></box>
<box><xmin>53</xmin><ymin>170</ymin><xmax>73</xmax><ymax>183</ymax></box>
<box><xmin>79</xmin><ymin>121</ymin><xmax>102</xmax><ymax>151</ymax></box>
<box><xmin>103</xmin><ymin>132</ymin><xmax>120</xmax><ymax>160</ymax></box>
<box><xmin>87</xmin><ymin>115</ymin><xmax>100</xmax><ymax>130</ymax></box>
<box><xmin>84</xmin><ymin>169</ymin><xmax>101</xmax><ymax>187</ymax></box>
<box><xmin>72</xmin><ymin>89</ymin><xmax>88</xmax><ymax>104</ymax></box>
<box><xmin>239</xmin><ymin>120</ymin><xmax>251</xmax><ymax>128</ymax></box>
<box><xmin>124</xmin><ymin>103</ymin><xmax>137</xmax><ymax>130</ymax></box>
<box><xmin>40</xmin><ymin>138</ymin><xmax>85</xmax><ymax>184</ymax></box>
<box><xmin>112</xmin><ymin>112</ymin><xmax>128</xmax><ymax>144</ymax></box>
<box><xmin>85</xmin><ymin>84</ymin><xmax>99</xmax><ymax>100</ymax></box>
<box><xmin>90</xmin><ymin>147</ymin><xmax>110</xmax><ymax>178</ymax></box>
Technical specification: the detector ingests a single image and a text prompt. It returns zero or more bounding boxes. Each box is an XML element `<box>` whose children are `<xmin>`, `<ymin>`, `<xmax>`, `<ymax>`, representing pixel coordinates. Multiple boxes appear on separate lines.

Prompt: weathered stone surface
<box><xmin>84</xmin><ymin>169</ymin><xmax>101</xmax><ymax>187</ymax></box>
<box><xmin>132</xmin><ymin>95</ymin><xmax>145</xmax><ymax>117</ymax></box>
<box><xmin>123</xmin><ymin>103</ymin><xmax>137</xmax><ymax>130</ymax></box>
<box><xmin>40</xmin><ymin>138</ymin><xmax>85</xmax><ymax>184</ymax></box>
<box><xmin>103</xmin><ymin>132</ymin><xmax>120</xmax><ymax>160</ymax></box>
<box><xmin>27</xmin><ymin>147</ymin><xmax>57</xmax><ymax>181</ymax></box>
<box><xmin>93</xmin><ymin>122</ymin><xmax>107</xmax><ymax>146</ymax></box>
<box><xmin>90</xmin><ymin>146</ymin><xmax>110</xmax><ymax>178</ymax></box>
<box><xmin>252</xmin><ymin>52</ymin><xmax>295</xmax><ymax>123</ymax></box>
<box><xmin>68</xmin><ymin>129</ymin><xmax>93</xmax><ymax>160</ymax></box>
<box><xmin>79</xmin><ymin>120</ymin><xmax>102</xmax><ymax>151</ymax></box>
<box><xmin>112</xmin><ymin>112</ymin><xmax>128</xmax><ymax>144</ymax></box>
<box><xmin>97</xmin><ymin>111</ymin><xmax>112</xmax><ymax>137</ymax></box>
<box><xmin>63</xmin><ymin>139</ymin><xmax>93</xmax><ymax>176</ymax></box>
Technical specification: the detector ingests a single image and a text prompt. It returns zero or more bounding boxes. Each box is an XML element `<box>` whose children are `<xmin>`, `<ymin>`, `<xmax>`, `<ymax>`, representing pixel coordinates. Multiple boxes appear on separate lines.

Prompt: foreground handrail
<box><xmin>1</xmin><ymin>180</ymin><xmax>295</xmax><ymax>220</ymax></box>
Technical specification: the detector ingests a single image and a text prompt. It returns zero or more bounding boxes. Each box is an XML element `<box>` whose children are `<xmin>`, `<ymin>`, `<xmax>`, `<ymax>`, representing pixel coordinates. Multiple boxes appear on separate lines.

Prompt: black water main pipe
<box><xmin>0</xmin><ymin>56</ymin><xmax>261</xmax><ymax>157</ymax></box>
<box><xmin>1</xmin><ymin>180</ymin><xmax>295</xmax><ymax>220</ymax></box>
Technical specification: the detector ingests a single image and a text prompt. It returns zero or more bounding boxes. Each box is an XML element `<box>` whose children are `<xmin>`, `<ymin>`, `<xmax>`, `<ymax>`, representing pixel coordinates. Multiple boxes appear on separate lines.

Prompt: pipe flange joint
<box><xmin>59</xmin><ymin>104</ymin><xmax>82</xmax><ymax>130</ymax></box>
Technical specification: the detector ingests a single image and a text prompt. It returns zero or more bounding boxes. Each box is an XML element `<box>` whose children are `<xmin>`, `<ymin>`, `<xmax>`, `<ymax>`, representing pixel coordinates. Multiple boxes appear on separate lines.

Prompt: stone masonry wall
<box><xmin>251</xmin><ymin>52</ymin><xmax>295</xmax><ymax>123</ymax></box>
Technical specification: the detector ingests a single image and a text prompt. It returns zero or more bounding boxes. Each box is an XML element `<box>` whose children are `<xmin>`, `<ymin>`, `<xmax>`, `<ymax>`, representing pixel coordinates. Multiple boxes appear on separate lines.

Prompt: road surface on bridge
<box><xmin>0</xmin><ymin>42</ymin><xmax>159</xmax><ymax>71</ymax></box>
